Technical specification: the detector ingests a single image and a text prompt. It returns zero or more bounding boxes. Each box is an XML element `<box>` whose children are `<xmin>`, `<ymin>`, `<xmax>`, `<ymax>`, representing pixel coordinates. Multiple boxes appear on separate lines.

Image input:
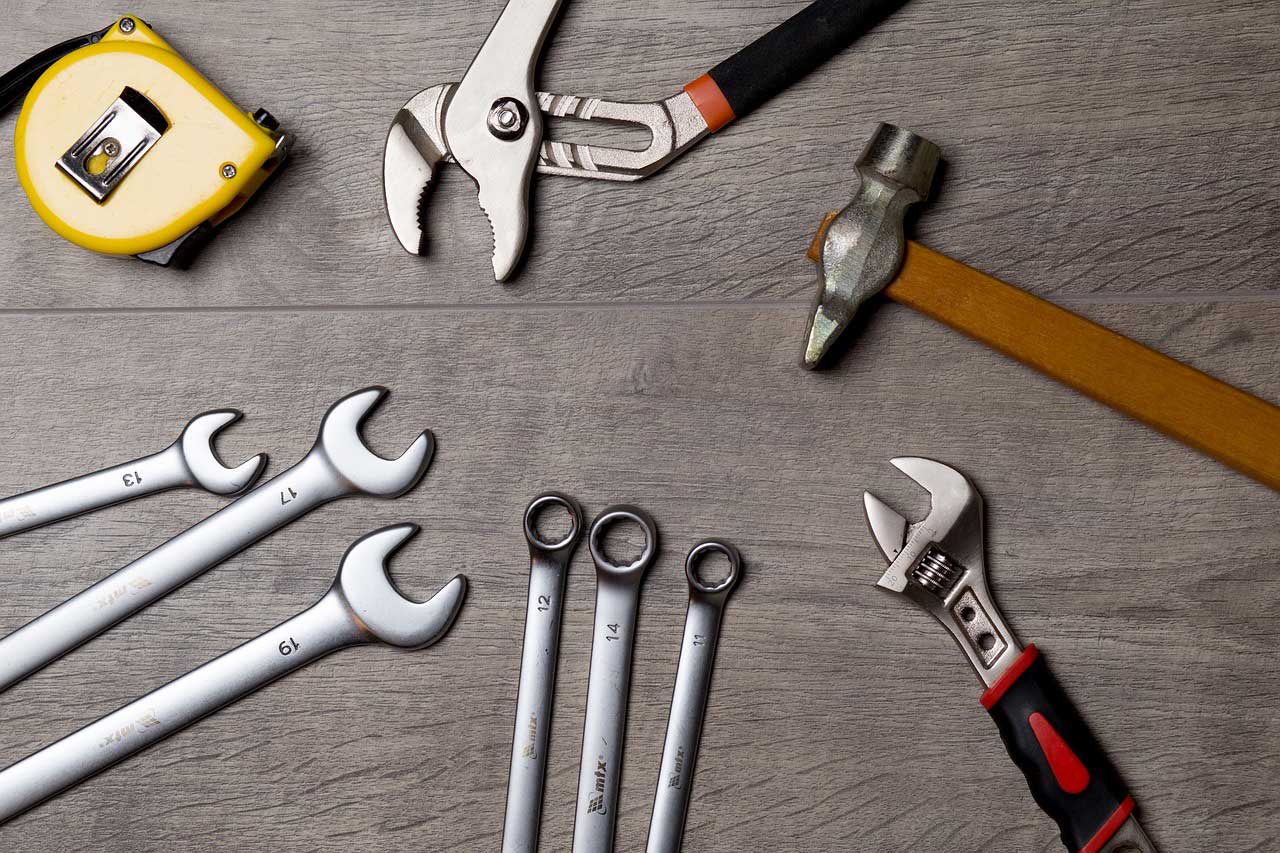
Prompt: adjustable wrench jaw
<box><xmin>864</xmin><ymin>457</ymin><xmax>1021</xmax><ymax>687</ymax></box>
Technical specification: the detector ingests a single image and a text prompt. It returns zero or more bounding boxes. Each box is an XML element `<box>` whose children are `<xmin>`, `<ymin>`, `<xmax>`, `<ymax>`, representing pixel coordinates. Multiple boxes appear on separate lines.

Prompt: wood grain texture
<box><xmin>0</xmin><ymin>0</ymin><xmax>1274</xmax><ymax>307</ymax></box>
<box><xmin>0</xmin><ymin>0</ymin><xmax>1275</xmax><ymax>851</ymax></box>
<box><xmin>0</xmin><ymin>305</ymin><xmax>1273</xmax><ymax>851</ymax></box>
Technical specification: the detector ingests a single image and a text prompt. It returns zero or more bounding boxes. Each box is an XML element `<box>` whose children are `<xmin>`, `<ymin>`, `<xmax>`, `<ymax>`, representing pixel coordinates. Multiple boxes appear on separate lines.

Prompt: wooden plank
<box><xmin>0</xmin><ymin>304</ymin><xmax>1273</xmax><ymax>850</ymax></box>
<box><xmin>0</xmin><ymin>0</ymin><xmax>1275</xmax><ymax>307</ymax></box>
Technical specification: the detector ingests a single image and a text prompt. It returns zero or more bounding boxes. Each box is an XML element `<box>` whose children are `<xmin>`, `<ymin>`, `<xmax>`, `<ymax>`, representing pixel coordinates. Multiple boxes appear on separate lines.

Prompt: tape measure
<box><xmin>0</xmin><ymin>16</ymin><xmax>291</xmax><ymax>267</ymax></box>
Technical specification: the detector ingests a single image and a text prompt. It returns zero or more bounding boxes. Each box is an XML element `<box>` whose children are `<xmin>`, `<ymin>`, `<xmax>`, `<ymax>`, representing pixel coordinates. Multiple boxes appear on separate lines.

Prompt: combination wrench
<box><xmin>573</xmin><ymin>505</ymin><xmax>659</xmax><ymax>853</ymax></box>
<box><xmin>646</xmin><ymin>540</ymin><xmax>742</xmax><ymax>853</ymax></box>
<box><xmin>503</xmin><ymin>492</ymin><xmax>585</xmax><ymax>853</ymax></box>
<box><xmin>0</xmin><ymin>409</ymin><xmax>265</xmax><ymax>539</ymax></box>
<box><xmin>0</xmin><ymin>386</ymin><xmax>433</xmax><ymax>694</ymax></box>
<box><xmin>0</xmin><ymin>524</ymin><xmax>466</xmax><ymax>825</ymax></box>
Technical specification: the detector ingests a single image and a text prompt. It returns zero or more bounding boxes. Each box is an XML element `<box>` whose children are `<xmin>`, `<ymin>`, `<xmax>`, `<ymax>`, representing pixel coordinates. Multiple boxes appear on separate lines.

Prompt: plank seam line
<box><xmin>0</xmin><ymin>292</ymin><xmax>1275</xmax><ymax>318</ymax></box>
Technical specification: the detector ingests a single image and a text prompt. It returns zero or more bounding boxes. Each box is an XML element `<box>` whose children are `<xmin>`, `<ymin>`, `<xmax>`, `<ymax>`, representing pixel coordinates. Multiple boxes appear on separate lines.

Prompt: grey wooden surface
<box><xmin>0</xmin><ymin>1</ymin><xmax>1276</xmax><ymax>851</ymax></box>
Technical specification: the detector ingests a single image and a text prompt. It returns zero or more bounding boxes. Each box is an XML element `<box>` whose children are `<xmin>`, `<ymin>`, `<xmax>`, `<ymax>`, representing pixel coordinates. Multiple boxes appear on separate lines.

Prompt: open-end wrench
<box><xmin>573</xmin><ymin>505</ymin><xmax>659</xmax><ymax>853</ymax></box>
<box><xmin>503</xmin><ymin>492</ymin><xmax>585</xmax><ymax>853</ymax></box>
<box><xmin>646</xmin><ymin>540</ymin><xmax>742</xmax><ymax>853</ymax></box>
<box><xmin>0</xmin><ymin>387</ymin><xmax>432</xmax><ymax>694</ymax></box>
<box><xmin>864</xmin><ymin>457</ymin><xmax>1158</xmax><ymax>853</ymax></box>
<box><xmin>0</xmin><ymin>523</ymin><xmax>466</xmax><ymax>825</ymax></box>
<box><xmin>0</xmin><ymin>409</ymin><xmax>266</xmax><ymax>540</ymax></box>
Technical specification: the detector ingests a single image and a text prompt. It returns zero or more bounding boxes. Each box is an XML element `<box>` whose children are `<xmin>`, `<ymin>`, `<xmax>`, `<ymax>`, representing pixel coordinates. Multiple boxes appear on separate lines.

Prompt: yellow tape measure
<box><xmin>2</xmin><ymin>16</ymin><xmax>290</xmax><ymax>266</ymax></box>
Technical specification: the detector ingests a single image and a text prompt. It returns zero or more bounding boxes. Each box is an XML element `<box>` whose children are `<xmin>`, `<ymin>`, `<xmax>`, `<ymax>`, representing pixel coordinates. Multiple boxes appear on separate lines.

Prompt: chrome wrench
<box><xmin>503</xmin><ymin>492</ymin><xmax>584</xmax><ymax>853</ymax></box>
<box><xmin>0</xmin><ymin>387</ymin><xmax>432</xmax><ymax>694</ymax></box>
<box><xmin>573</xmin><ymin>505</ymin><xmax>659</xmax><ymax>853</ymax></box>
<box><xmin>646</xmin><ymin>540</ymin><xmax>742</xmax><ymax>853</ymax></box>
<box><xmin>0</xmin><ymin>409</ymin><xmax>265</xmax><ymax>539</ymax></box>
<box><xmin>0</xmin><ymin>524</ymin><xmax>466</xmax><ymax>825</ymax></box>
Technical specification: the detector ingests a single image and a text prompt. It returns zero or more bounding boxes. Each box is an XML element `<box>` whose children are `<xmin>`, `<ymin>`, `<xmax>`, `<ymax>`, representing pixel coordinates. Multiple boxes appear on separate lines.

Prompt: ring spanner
<box><xmin>0</xmin><ymin>387</ymin><xmax>432</xmax><ymax>694</ymax></box>
<box><xmin>0</xmin><ymin>409</ymin><xmax>265</xmax><ymax>540</ymax></box>
<box><xmin>503</xmin><ymin>492</ymin><xmax>584</xmax><ymax>853</ymax></box>
<box><xmin>0</xmin><ymin>524</ymin><xmax>466</xmax><ymax>825</ymax></box>
<box><xmin>864</xmin><ymin>457</ymin><xmax>1158</xmax><ymax>853</ymax></box>
<box><xmin>573</xmin><ymin>505</ymin><xmax>659</xmax><ymax>853</ymax></box>
<box><xmin>646</xmin><ymin>540</ymin><xmax>742</xmax><ymax>853</ymax></box>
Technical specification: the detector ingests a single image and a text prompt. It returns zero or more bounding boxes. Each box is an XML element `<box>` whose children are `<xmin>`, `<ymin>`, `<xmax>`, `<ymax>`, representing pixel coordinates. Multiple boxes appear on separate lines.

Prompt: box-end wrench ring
<box><xmin>646</xmin><ymin>540</ymin><xmax>742</xmax><ymax>853</ymax></box>
<box><xmin>0</xmin><ymin>409</ymin><xmax>266</xmax><ymax>540</ymax></box>
<box><xmin>503</xmin><ymin>492</ymin><xmax>585</xmax><ymax>853</ymax></box>
<box><xmin>0</xmin><ymin>523</ymin><xmax>466</xmax><ymax>825</ymax></box>
<box><xmin>573</xmin><ymin>505</ymin><xmax>659</xmax><ymax>853</ymax></box>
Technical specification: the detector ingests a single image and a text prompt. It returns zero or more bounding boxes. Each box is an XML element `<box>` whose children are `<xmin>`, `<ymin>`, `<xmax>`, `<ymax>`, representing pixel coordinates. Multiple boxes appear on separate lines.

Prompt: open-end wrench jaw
<box><xmin>864</xmin><ymin>457</ymin><xmax>1019</xmax><ymax>686</ymax></box>
<box><xmin>316</xmin><ymin>387</ymin><xmax>434</xmax><ymax>498</ymax></box>
<box><xmin>336</xmin><ymin>524</ymin><xmax>467</xmax><ymax>649</ymax></box>
<box><xmin>176</xmin><ymin>410</ymin><xmax>268</xmax><ymax>496</ymax></box>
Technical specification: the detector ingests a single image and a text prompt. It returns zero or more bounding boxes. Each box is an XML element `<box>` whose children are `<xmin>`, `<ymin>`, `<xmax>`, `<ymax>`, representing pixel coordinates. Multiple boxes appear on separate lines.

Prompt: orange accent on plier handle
<box><xmin>684</xmin><ymin>74</ymin><xmax>736</xmax><ymax>133</ymax></box>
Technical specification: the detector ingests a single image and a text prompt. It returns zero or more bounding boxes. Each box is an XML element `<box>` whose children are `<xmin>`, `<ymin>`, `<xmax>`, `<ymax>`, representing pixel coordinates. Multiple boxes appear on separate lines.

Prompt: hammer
<box><xmin>806</xmin><ymin>124</ymin><xmax>1280</xmax><ymax>491</ymax></box>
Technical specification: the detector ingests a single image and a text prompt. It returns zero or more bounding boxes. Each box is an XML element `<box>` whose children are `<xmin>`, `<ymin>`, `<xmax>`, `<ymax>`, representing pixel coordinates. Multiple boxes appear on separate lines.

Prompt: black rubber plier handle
<box><xmin>683</xmin><ymin>0</ymin><xmax>908</xmax><ymax>131</ymax></box>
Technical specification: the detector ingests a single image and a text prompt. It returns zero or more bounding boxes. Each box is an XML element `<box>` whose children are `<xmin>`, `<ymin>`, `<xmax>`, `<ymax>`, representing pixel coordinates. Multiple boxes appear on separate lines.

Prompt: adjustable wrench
<box><xmin>503</xmin><ymin>492</ymin><xmax>584</xmax><ymax>853</ymax></box>
<box><xmin>573</xmin><ymin>505</ymin><xmax>659</xmax><ymax>853</ymax></box>
<box><xmin>0</xmin><ymin>524</ymin><xmax>466</xmax><ymax>825</ymax></box>
<box><xmin>0</xmin><ymin>387</ymin><xmax>433</xmax><ymax>693</ymax></box>
<box><xmin>0</xmin><ymin>409</ymin><xmax>265</xmax><ymax>539</ymax></box>
<box><xmin>863</xmin><ymin>457</ymin><xmax>1158</xmax><ymax>853</ymax></box>
<box><xmin>646</xmin><ymin>540</ymin><xmax>742</xmax><ymax>853</ymax></box>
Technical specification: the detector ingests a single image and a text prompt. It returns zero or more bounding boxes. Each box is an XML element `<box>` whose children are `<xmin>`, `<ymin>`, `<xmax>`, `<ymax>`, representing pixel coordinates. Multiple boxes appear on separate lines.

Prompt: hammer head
<box><xmin>803</xmin><ymin>124</ymin><xmax>941</xmax><ymax>369</ymax></box>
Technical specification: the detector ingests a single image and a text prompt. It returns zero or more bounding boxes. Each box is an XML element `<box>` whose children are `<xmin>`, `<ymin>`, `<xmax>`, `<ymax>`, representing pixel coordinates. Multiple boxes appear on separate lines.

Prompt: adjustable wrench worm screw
<box><xmin>0</xmin><ymin>524</ymin><xmax>465</xmax><ymax>825</ymax></box>
<box><xmin>573</xmin><ymin>505</ymin><xmax>658</xmax><ymax>853</ymax></box>
<box><xmin>503</xmin><ymin>492</ymin><xmax>585</xmax><ymax>853</ymax></box>
<box><xmin>646</xmin><ymin>540</ymin><xmax>742</xmax><ymax>853</ymax></box>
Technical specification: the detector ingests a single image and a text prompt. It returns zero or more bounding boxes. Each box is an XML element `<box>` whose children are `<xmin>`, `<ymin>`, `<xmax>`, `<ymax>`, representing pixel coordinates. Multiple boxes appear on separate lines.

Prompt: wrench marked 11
<box><xmin>645</xmin><ymin>540</ymin><xmax>742</xmax><ymax>853</ymax></box>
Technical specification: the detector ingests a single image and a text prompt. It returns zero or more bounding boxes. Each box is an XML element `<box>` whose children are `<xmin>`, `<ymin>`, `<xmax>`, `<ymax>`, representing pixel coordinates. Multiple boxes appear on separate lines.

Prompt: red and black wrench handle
<box><xmin>981</xmin><ymin>644</ymin><xmax>1145</xmax><ymax>853</ymax></box>
<box><xmin>683</xmin><ymin>0</ymin><xmax>908</xmax><ymax>132</ymax></box>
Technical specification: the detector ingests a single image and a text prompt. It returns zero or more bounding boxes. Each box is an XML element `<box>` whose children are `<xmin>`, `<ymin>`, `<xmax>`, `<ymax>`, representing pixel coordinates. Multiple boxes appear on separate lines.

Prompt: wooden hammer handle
<box><xmin>891</xmin><ymin>240</ymin><xmax>1280</xmax><ymax>490</ymax></box>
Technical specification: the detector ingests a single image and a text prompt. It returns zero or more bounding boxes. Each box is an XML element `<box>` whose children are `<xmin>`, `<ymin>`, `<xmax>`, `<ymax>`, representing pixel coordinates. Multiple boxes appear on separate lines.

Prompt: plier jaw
<box><xmin>384</xmin><ymin>84</ymin><xmax>454</xmax><ymax>258</ymax></box>
<box><xmin>382</xmin><ymin>0</ymin><xmax>910</xmax><ymax>281</ymax></box>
